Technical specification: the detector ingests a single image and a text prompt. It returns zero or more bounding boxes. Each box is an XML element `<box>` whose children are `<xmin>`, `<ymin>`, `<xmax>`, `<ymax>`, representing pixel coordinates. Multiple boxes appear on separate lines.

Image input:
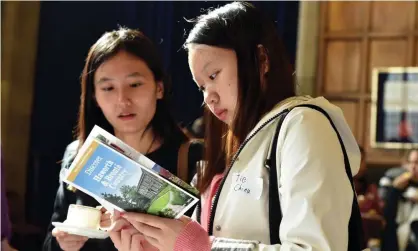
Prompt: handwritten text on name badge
<box><xmin>232</xmin><ymin>173</ymin><xmax>263</xmax><ymax>200</ymax></box>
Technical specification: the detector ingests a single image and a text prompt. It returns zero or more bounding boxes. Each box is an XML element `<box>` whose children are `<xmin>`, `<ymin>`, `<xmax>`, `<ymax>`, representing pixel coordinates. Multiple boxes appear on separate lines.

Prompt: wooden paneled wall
<box><xmin>317</xmin><ymin>1</ymin><xmax>418</xmax><ymax>166</ymax></box>
<box><xmin>1</xmin><ymin>1</ymin><xmax>40</xmax><ymax>223</ymax></box>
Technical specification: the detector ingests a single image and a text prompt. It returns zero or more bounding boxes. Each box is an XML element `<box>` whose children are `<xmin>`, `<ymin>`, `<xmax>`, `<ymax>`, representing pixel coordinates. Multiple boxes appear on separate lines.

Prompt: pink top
<box><xmin>174</xmin><ymin>174</ymin><xmax>224</xmax><ymax>251</ymax></box>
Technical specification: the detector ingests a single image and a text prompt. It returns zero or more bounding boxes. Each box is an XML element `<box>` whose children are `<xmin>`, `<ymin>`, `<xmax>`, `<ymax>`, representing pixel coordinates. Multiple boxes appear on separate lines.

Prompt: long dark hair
<box><xmin>185</xmin><ymin>2</ymin><xmax>296</xmax><ymax>192</ymax></box>
<box><xmin>77</xmin><ymin>28</ymin><xmax>186</xmax><ymax>146</ymax></box>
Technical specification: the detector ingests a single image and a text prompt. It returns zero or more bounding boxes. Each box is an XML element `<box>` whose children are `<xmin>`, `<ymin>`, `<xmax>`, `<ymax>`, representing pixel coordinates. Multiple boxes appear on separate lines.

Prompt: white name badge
<box><xmin>231</xmin><ymin>173</ymin><xmax>263</xmax><ymax>200</ymax></box>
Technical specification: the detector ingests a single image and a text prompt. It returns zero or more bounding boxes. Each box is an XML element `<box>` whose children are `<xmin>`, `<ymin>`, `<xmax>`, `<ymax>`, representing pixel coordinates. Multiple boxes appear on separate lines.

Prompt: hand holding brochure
<box><xmin>61</xmin><ymin>125</ymin><xmax>199</xmax><ymax>219</ymax></box>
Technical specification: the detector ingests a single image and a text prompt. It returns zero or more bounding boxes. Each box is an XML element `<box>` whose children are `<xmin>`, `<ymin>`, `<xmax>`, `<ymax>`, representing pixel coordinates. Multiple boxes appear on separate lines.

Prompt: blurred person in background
<box><xmin>354</xmin><ymin>145</ymin><xmax>384</xmax><ymax>248</ymax></box>
<box><xmin>379</xmin><ymin>149</ymin><xmax>418</xmax><ymax>201</ymax></box>
<box><xmin>380</xmin><ymin>149</ymin><xmax>418</xmax><ymax>251</ymax></box>
<box><xmin>180</xmin><ymin>116</ymin><xmax>205</xmax><ymax>139</ymax></box>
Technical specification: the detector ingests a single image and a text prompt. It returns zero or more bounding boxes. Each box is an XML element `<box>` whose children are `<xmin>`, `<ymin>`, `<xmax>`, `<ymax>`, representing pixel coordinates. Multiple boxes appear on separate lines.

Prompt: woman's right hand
<box><xmin>52</xmin><ymin>228</ymin><xmax>88</xmax><ymax>251</ymax></box>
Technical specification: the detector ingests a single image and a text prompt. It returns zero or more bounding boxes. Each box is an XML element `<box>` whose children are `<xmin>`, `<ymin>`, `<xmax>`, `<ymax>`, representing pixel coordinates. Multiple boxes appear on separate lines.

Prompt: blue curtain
<box><xmin>26</xmin><ymin>1</ymin><xmax>299</xmax><ymax>236</ymax></box>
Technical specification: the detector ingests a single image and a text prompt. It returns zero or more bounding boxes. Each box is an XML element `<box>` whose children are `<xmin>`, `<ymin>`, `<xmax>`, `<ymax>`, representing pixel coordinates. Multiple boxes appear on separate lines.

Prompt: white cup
<box><xmin>64</xmin><ymin>204</ymin><xmax>101</xmax><ymax>229</ymax></box>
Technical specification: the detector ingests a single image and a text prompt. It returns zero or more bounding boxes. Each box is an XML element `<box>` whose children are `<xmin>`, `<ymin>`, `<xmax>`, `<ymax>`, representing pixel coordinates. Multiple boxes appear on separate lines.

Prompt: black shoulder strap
<box><xmin>266</xmin><ymin>104</ymin><xmax>364</xmax><ymax>250</ymax></box>
<box><xmin>265</xmin><ymin>109</ymin><xmax>290</xmax><ymax>245</ymax></box>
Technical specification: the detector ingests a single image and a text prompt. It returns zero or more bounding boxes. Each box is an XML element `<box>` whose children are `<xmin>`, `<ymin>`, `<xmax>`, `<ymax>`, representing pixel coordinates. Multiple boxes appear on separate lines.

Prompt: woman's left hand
<box><xmin>121</xmin><ymin>212</ymin><xmax>191</xmax><ymax>251</ymax></box>
<box><xmin>110</xmin><ymin>226</ymin><xmax>159</xmax><ymax>251</ymax></box>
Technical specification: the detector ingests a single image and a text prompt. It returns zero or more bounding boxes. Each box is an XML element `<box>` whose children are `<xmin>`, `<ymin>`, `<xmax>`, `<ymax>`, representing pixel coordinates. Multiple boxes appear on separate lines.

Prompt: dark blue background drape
<box><xmin>26</xmin><ymin>1</ymin><xmax>299</xmax><ymax>234</ymax></box>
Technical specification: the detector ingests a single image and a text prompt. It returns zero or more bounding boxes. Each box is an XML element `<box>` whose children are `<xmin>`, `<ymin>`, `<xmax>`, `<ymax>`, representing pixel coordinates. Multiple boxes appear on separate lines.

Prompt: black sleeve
<box><xmin>381</xmin><ymin>186</ymin><xmax>403</xmax><ymax>251</ymax></box>
<box><xmin>43</xmin><ymin>142</ymin><xmax>78</xmax><ymax>251</ymax></box>
<box><xmin>42</xmin><ymin>182</ymin><xmax>73</xmax><ymax>251</ymax></box>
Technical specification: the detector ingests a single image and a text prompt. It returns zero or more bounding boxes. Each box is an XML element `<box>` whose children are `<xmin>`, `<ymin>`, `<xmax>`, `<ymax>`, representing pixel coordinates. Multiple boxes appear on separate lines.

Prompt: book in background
<box><xmin>61</xmin><ymin>126</ymin><xmax>199</xmax><ymax>219</ymax></box>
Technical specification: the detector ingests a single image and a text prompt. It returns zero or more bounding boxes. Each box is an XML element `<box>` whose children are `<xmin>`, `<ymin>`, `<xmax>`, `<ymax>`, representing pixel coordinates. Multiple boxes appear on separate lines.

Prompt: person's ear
<box><xmin>156</xmin><ymin>81</ymin><xmax>164</xmax><ymax>99</ymax></box>
<box><xmin>257</xmin><ymin>44</ymin><xmax>270</xmax><ymax>76</ymax></box>
<box><xmin>257</xmin><ymin>44</ymin><xmax>270</xmax><ymax>91</ymax></box>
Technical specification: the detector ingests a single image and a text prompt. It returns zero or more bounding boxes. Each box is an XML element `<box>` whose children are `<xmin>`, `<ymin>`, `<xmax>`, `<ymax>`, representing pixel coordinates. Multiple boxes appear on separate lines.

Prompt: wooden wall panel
<box><xmin>371</xmin><ymin>1</ymin><xmax>415</xmax><ymax>32</ymax></box>
<box><xmin>333</xmin><ymin>101</ymin><xmax>359</xmax><ymax>138</ymax></box>
<box><xmin>364</xmin><ymin>102</ymin><xmax>372</xmax><ymax>152</ymax></box>
<box><xmin>368</xmin><ymin>40</ymin><xmax>408</xmax><ymax>92</ymax></box>
<box><xmin>1</xmin><ymin>1</ymin><xmax>40</xmax><ymax>224</ymax></box>
<box><xmin>370</xmin><ymin>40</ymin><xmax>408</xmax><ymax>68</ymax></box>
<box><xmin>415</xmin><ymin>39</ymin><xmax>418</xmax><ymax>65</ymax></box>
<box><xmin>326</xmin><ymin>2</ymin><xmax>368</xmax><ymax>32</ymax></box>
<box><xmin>324</xmin><ymin>41</ymin><xmax>361</xmax><ymax>93</ymax></box>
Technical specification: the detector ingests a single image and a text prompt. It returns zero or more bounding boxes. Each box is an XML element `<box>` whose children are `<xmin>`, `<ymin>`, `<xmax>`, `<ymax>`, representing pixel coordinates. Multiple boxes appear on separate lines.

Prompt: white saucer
<box><xmin>52</xmin><ymin>222</ymin><xmax>109</xmax><ymax>239</ymax></box>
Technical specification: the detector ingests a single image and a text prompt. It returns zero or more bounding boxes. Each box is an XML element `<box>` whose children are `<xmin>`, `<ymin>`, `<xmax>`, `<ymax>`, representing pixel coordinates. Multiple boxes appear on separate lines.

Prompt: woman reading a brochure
<box><xmin>42</xmin><ymin>28</ymin><xmax>202</xmax><ymax>251</ymax></box>
<box><xmin>106</xmin><ymin>2</ymin><xmax>366</xmax><ymax>251</ymax></box>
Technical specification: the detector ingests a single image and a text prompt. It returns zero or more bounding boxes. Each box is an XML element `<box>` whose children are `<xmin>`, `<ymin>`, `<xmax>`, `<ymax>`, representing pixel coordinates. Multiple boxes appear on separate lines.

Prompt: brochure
<box><xmin>62</xmin><ymin>126</ymin><xmax>199</xmax><ymax>219</ymax></box>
